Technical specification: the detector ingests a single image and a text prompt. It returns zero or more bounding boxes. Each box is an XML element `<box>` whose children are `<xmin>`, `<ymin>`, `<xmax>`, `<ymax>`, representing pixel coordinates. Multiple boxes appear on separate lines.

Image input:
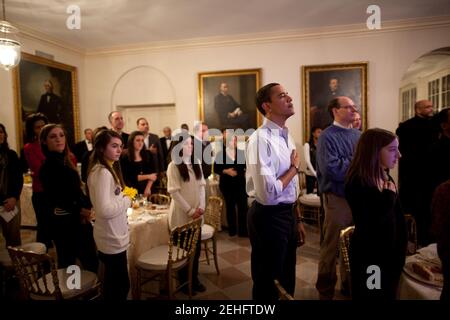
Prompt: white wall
<box><xmin>2</xmin><ymin>21</ymin><xmax>450</xmax><ymax>158</ymax></box>
<box><xmin>83</xmin><ymin>24</ymin><xmax>450</xmax><ymax>145</ymax></box>
<box><xmin>0</xmin><ymin>36</ymin><xmax>84</xmax><ymax>152</ymax></box>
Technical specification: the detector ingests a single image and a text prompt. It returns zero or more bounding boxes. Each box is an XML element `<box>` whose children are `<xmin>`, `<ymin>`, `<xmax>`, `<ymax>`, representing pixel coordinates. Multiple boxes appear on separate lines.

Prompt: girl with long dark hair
<box><xmin>345</xmin><ymin>128</ymin><xmax>407</xmax><ymax>300</ymax></box>
<box><xmin>87</xmin><ymin>129</ymin><xmax>131</xmax><ymax>300</ymax></box>
<box><xmin>120</xmin><ymin>131</ymin><xmax>157</xmax><ymax>197</ymax></box>
<box><xmin>167</xmin><ymin>132</ymin><xmax>206</xmax><ymax>293</ymax></box>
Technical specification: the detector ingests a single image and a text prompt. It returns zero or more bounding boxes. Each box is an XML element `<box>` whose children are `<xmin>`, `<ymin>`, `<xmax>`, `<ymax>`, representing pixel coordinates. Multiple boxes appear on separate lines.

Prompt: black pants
<box><xmin>52</xmin><ymin>213</ymin><xmax>79</xmax><ymax>268</ymax></box>
<box><xmin>51</xmin><ymin>213</ymin><xmax>98</xmax><ymax>272</ymax></box>
<box><xmin>78</xmin><ymin>223</ymin><xmax>99</xmax><ymax>273</ymax></box>
<box><xmin>31</xmin><ymin>192</ymin><xmax>53</xmax><ymax>248</ymax></box>
<box><xmin>220</xmin><ymin>184</ymin><xmax>248</xmax><ymax>236</ymax></box>
<box><xmin>305</xmin><ymin>175</ymin><xmax>317</xmax><ymax>194</ymax></box>
<box><xmin>247</xmin><ymin>201</ymin><xmax>297</xmax><ymax>301</ymax></box>
<box><xmin>98</xmin><ymin>250</ymin><xmax>130</xmax><ymax>301</ymax></box>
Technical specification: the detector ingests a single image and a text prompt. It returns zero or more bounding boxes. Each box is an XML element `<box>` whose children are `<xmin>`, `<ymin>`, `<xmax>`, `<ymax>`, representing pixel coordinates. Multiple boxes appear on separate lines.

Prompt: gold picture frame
<box><xmin>198</xmin><ymin>68</ymin><xmax>262</xmax><ymax>132</ymax></box>
<box><xmin>302</xmin><ymin>62</ymin><xmax>368</xmax><ymax>143</ymax></box>
<box><xmin>13</xmin><ymin>52</ymin><xmax>80</xmax><ymax>149</ymax></box>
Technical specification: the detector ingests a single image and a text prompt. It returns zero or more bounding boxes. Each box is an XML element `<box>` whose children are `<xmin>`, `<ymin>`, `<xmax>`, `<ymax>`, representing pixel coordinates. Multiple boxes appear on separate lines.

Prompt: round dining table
<box><xmin>127</xmin><ymin>206</ymin><xmax>170</xmax><ymax>299</ymax></box>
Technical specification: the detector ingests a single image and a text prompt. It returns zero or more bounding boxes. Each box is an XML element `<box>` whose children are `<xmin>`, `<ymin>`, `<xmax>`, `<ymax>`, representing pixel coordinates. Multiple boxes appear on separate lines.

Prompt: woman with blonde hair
<box><xmin>345</xmin><ymin>128</ymin><xmax>407</xmax><ymax>300</ymax></box>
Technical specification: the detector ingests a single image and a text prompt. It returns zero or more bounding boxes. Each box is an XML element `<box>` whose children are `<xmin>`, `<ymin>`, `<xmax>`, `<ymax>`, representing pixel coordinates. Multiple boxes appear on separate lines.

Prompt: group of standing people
<box><xmin>246</xmin><ymin>84</ymin><xmax>442</xmax><ymax>301</ymax></box>
<box><xmin>3</xmin><ymin>78</ymin><xmax>448</xmax><ymax>302</ymax></box>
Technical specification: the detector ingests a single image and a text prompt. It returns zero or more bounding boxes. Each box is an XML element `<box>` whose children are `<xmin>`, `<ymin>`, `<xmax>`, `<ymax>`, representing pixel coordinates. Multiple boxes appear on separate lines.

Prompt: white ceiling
<box><xmin>5</xmin><ymin>0</ymin><xmax>450</xmax><ymax>50</ymax></box>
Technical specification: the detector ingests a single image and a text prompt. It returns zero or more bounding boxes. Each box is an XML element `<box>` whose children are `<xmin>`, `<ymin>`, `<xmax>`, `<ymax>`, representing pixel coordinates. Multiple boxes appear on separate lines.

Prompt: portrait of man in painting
<box><xmin>303</xmin><ymin>63</ymin><xmax>367</xmax><ymax>142</ymax></box>
<box><xmin>199</xmin><ymin>69</ymin><xmax>261</xmax><ymax>132</ymax></box>
<box><xmin>14</xmin><ymin>53</ymin><xmax>78</xmax><ymax>148</ymax></box>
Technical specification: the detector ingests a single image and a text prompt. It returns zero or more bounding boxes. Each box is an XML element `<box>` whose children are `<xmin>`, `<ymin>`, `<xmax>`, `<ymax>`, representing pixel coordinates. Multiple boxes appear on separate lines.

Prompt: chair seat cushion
<box><xmin>33</xmin><ymin>268</ymin><xmax>98</xmax><ymax>300</ymax></box>
<box><xmin>299</xmin><ymin>194</ymin><xmax>321</xmax><ymax>207</ymax></box>
<box><xmin>136</xmin><ymin>245</ymin><xmax>187</xmax><ymax>271</ymax></box>
<box><xmin>20</xmin><ymin>242</ymin><xmax>47</xmax><ymax>254</ymax></box>
<box><xmin>201</xmin><ymin>224</ymin><xmax>215</xmax><ymax>241</ymax></box>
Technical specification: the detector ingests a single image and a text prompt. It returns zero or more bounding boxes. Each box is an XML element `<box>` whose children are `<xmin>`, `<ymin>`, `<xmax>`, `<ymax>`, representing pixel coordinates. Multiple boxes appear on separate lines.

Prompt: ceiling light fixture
<box><xmin>0</xmin><ymin>0</ymin><xmax>21</xmax><ymax>71</ymax></box>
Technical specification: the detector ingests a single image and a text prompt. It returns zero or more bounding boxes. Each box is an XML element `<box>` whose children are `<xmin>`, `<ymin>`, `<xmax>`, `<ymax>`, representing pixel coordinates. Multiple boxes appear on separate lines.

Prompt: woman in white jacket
<box><xmin>303</xmin><ymin>127</ymin><xmax>322</xmax><ymax>194</ymax></box>
<box><xmin>87</xmin><ymin>129</ymin><xmax>131</xmax><ymax>300</ymax></box>
<box><xmin>167</xmin><ymin>133</ymin><xmax>206</xmax><ymax>294</ymax></box>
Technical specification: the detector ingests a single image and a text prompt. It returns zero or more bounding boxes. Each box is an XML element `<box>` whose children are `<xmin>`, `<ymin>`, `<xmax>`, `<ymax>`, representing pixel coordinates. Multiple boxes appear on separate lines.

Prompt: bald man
<box><xmin>396</xmin><ymin>99</ymin><xmax>438</xmax><ymax>246</ymax></box>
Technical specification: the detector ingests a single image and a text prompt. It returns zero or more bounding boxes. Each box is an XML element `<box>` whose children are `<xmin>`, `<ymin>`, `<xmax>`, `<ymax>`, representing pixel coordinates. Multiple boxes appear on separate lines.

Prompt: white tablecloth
<box><xmin>20</xmin><ymin>183</ymin><xmax>36</xmax><ymax>227</ymax></box>
<box><xmin>398</xmin><ymin>244</ymin><xmax>443</xmax><ymax>300</ymax></box>
<box><xmin>127</xmin><ymin>207</ymin><xmax>170</xmax><ymax>299</ymax></box>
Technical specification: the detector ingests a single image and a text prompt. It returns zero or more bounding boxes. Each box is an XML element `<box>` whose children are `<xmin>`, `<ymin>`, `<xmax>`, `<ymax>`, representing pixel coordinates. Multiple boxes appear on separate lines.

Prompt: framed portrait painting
<box><xmin>302</xmin><ymin>62</ymin><xmax>368</xmax><ymax>142</ymax></box>
<box><xmin>13</xmin><ymin>52</ymin><xmax>80</xmax><ymax>149</ymax></box>
<box><xmin>198</xmin><ymin>69</ymin><xmax>261</xmax><ymax>132</ymax></box>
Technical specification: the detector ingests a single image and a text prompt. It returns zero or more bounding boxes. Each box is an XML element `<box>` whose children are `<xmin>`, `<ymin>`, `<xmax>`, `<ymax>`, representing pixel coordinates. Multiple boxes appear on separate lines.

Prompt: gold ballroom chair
<box><xmin>0</xmin><ymin>242</ymin><xmax>47</xmax><ymax>298</ymax></box>
<box><xmin>274</xmin><ymin>279</ymin><xmax>294</xmax><ymax>300</ymax></box>
<box><xmin>404</xmin><ymin>214</ymin><xmax>417</xmax><ymax>255</ymax></box>
<box><xmin>135</xmin><ymin>218</ymin><xmax>202</xmax><ymax>299</ymax></box>
<box><xmin>297</xmin><ymin>171</ymin><xmax>322</xmax><ymax>232</ymax></box>
<box><xmin>339</xmin><ymin>226</ymin><xmax>355</xmax><ymax>298</ymax></box>
<box><xmin>7</xmin><ymin>246</ymin><xmax>100</xmax><ymax>300</ymax></box>
<box><xmin>200</xmin><ymin>196</ymin><xmax>223</xmax><ymax>275</ymax></box>
<box><xmin>154</xmin><ymin>174</ymin><xmax>169</xmax><ymax>195</ymax></box>
<box><xmin>149</xmin><ymin>193</ymin><xmax>171</xmax><ymax>206</ymax></box>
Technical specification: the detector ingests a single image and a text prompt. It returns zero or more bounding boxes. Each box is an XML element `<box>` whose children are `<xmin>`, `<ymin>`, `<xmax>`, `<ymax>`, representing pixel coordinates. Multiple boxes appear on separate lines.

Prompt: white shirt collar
<box><xmin>333</xmin><ymin>120</ymin><xmax>352</xmax><ymax>129</ymax></box>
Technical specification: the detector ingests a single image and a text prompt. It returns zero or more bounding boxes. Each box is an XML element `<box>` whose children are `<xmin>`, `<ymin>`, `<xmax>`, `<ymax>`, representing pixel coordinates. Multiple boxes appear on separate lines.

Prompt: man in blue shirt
<box><xmin>315</xmin><ymin>96</ymin><xmax>361</xmax><ymax>300</ymax></box>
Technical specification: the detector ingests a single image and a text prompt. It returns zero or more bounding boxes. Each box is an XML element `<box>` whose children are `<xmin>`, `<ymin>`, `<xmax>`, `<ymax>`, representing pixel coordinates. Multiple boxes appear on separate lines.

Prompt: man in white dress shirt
<box><xmin>246</xmin><ymin>83</ymin><xmax>305</xmax><ymax>300</ymax></box>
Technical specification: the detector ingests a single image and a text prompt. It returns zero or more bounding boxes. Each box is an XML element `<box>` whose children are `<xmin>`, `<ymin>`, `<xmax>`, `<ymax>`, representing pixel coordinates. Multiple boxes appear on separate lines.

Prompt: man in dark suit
<box><xmin>310</xmin><ymin>77</ymin><xmax>344</xmax><ymax>130</ymax></box>
<box><xmin>108</xmin><ymin>111</ymin><xmax>129</xmax><ymax>145</ymax></box>
<box><xmin>37</xmin><ymin>80</ymin><xmax>64</xmax><ymax>124</ymax></box>
<box><xmin>193</xmin><ymin>121</ymin><xmax>212</xmax><ymax>179</ymax></box>
<box><xmin>73</xmin><ymin>128</ymin><xmax>93</xmax><ymax>163</ymax></box>
<box><xmin>137</xmin><ymin>117</ymin><xmax>165</xmax><ymax>173</ymax></box>
<box><xmin>214</xmin><ymin>82</ymin><xmax>250</xmax><ymax>130</ymax></box>
<box><xmin>396</xmin><ymin>99</ymin><xmax>437</xmax><ymax>246</ymax></box>
<box><xmin>159</xmin><ymin>126</ymin><xmax>172</xmax><ymax>170</ymax></box>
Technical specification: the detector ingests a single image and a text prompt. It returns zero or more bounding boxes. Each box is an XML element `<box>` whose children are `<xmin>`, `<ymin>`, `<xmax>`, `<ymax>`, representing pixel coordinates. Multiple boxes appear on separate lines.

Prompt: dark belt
<box><xmin>255</xmin><ymin>201</ymin><xmax>295</xmax><ymax>209</ymax></box>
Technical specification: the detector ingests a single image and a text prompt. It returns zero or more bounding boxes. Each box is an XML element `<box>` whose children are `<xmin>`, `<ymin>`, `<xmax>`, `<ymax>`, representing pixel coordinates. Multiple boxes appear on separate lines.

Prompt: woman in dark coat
<box><xmin>0</xmin><ymin>123</ymin><xmax>23</xmax><ymax>247</ymax></box>
<box><xmin>40</xmin><ymin>124</ymin><xmax>97</xmax><ymax>271</ymax></box>
<box><xmin>214</xmin><ymin>130</ymin><xmax>247</xmax><ymax>237</ymax></box>
<box><xmin>345</xmin><ymin>128</ymin><xmax>407</xmax><ymax>300</ymax></box>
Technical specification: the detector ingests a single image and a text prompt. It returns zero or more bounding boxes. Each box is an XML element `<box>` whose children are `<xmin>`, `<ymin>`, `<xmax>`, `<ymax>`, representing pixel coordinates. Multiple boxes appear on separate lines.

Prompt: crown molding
<box><xmin>86</xmin><ymin>15</ymin><xmax>450</xmax><ymax>57</ymax></box>
<box><xmin>16</xmin><ymin>22</ymin><xmax>85</xmax><ymax>55</ymax></box>
<box><xmin>16</xmin><ymin>15</ymin><xmax>450</xmax><ymax>57</ymax></box>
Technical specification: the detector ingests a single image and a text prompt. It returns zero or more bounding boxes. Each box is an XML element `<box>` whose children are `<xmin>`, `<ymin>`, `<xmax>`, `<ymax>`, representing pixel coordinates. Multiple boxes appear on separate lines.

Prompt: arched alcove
<box><xmin>110</xmin><ymin>66</ymin><xmax>177</xmax><ymax>134</ymax></box>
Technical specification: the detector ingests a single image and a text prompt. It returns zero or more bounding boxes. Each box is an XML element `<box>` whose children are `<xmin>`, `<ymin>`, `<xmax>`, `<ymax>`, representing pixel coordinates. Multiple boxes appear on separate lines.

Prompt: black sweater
<box><xmin>40</xmin><ymin>151</ymin><xmax>90</xmax><ymax>215</ymax></box>
<box><xmin>345</xmin><ymin>175</ymin><xmax>407</xmax><ymax>300</ymax></box>
<box><xmin>0</xmin><ymin>148</ymin><xmax>23</xmax><ymax>203</ymax></box>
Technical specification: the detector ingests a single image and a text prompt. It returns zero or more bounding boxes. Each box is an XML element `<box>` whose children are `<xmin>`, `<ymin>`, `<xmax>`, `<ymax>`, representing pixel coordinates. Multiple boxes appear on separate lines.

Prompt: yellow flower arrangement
<box><xmin>122</xmin><ymin>186</ymin><xmax>138</xmax><ymax>200</ymax></box>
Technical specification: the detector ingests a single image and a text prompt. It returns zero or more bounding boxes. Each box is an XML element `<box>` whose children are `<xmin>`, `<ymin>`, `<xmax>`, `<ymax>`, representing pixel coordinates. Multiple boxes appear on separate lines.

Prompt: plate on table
<box><xmin>403</xmin><ymin>261</ymin><xmax>443</xmax><ymax>288</ymax></box>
